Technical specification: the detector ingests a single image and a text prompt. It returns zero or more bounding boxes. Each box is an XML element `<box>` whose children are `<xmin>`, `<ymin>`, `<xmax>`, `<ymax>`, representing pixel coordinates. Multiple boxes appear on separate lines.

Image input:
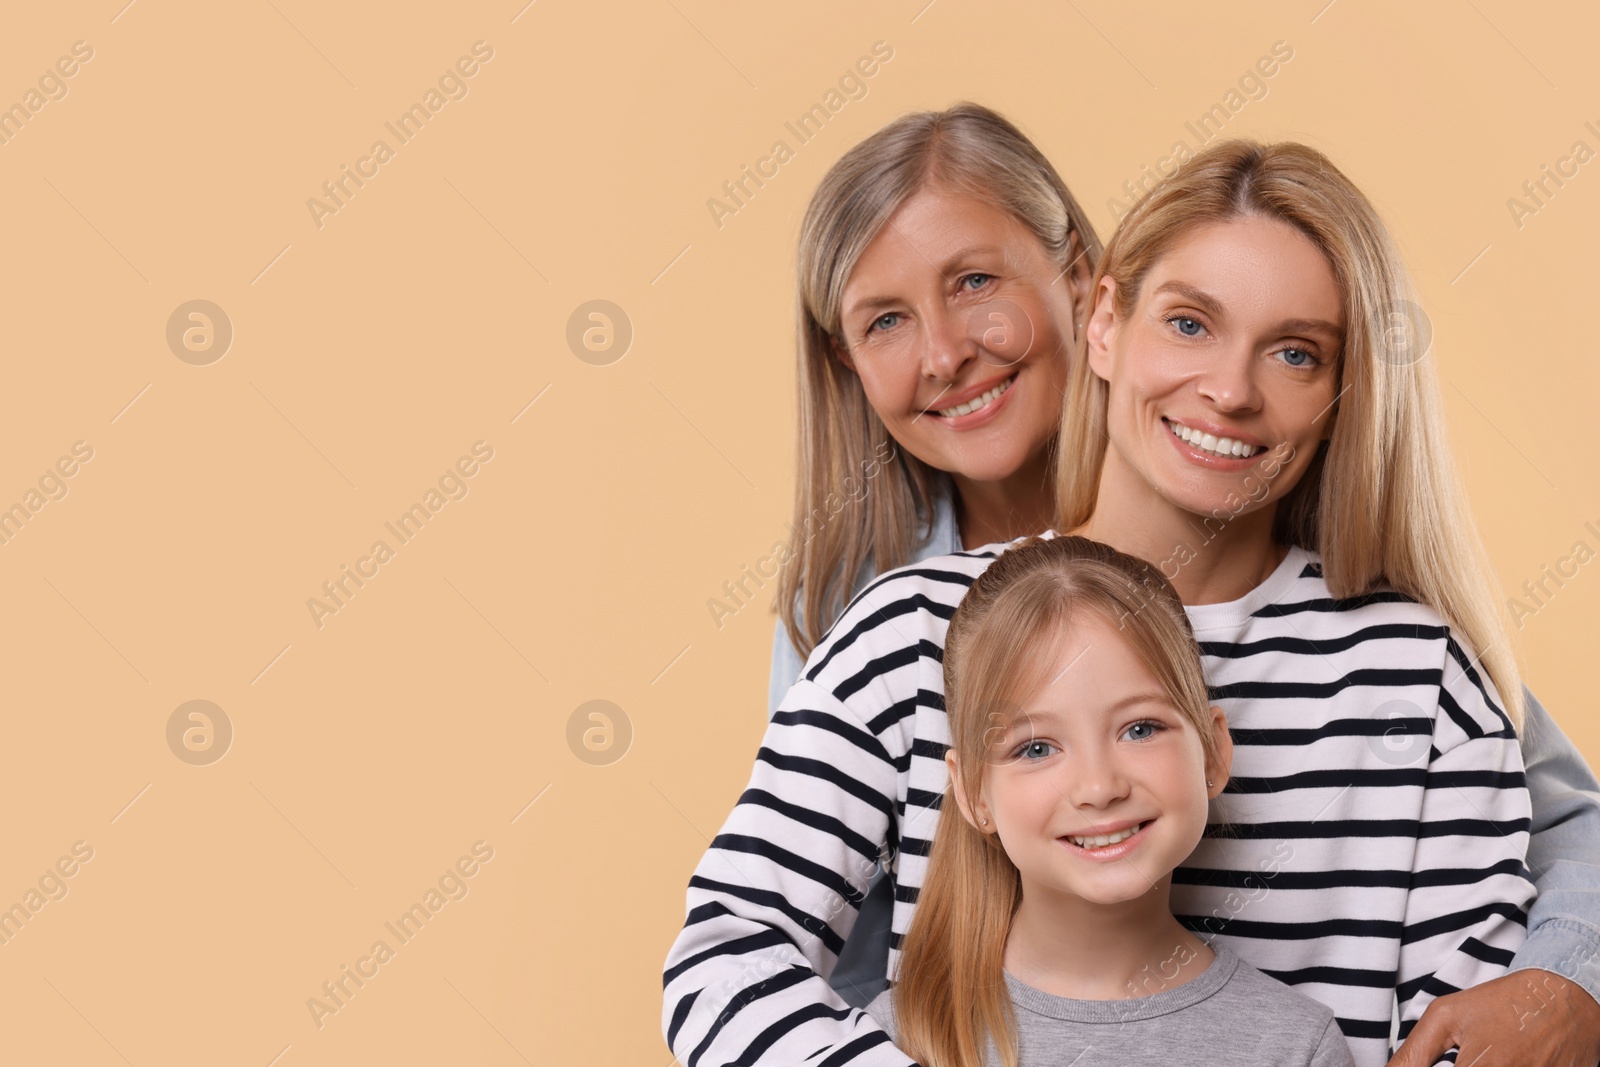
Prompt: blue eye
<box><xmin>1169</xmin><ymin>315</ymin><xmax>1205</xmax><ymax>337</ymax></box>
<box><xmin>1278</xmin><ymin>347</ymin><xmax>1315</xmax><ymax>367</ymax></box>
<box><xmin>867</xmin><ymin>312</ymin><xmax>899</xmax><ymax>335</ymax></box>
<box><xmin>1122</xmin><ymin>721</ymin><xmax>1164</xmax><ymax>742</ymax></box>
<box><xmin>960</xmin><ymin>273</ymin><xmax>994</xmax><ymax>292</ymax></box>
<box><xmin>1015</xmin><ymin>740</ymin><xmax>1058</xmax><ymax>761</ymax></box>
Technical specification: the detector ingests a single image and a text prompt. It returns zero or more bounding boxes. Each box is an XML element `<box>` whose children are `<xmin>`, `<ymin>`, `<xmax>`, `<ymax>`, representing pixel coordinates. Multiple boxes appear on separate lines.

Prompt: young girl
<box><xmin>666</xmin><ymin>137</ymin><xmax>1600</xmax><ymax>1067</ymax></box>
<box><xmin>867</xmin><ymin>534</ymin><xmax>1363</xmax><ymax>1067</ymax></box>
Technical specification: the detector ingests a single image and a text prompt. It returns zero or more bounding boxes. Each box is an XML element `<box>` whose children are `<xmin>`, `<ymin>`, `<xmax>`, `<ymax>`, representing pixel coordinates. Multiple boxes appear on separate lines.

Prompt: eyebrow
<box><xmin>842</xmin><ymin>244</ymin><xmax>1006</xmax><ymax>320</ymax></box>
<box><xmin>1150</xmin><ymin>280</ymin><xmax>1342</xmax><ymax>337</ymax></box>
<box><xmin>1151</xmin><ymin>281</ymin><xmax>1225</xmax><ymax>319</ymax></box>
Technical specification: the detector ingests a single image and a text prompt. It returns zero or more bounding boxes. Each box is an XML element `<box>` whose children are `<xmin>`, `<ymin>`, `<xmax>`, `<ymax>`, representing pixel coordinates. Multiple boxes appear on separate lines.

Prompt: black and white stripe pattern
<box><xmin>663</xmin><ymin>538</ymin><xmax>1534</xmax><ymax>1067</ymax></box>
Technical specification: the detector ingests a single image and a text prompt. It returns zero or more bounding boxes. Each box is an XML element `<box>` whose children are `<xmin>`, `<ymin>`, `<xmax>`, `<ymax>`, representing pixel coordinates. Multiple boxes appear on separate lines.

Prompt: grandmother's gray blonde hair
<box><xmin>775</xmin><ymin>102</ymin><xmax>1103</xmax><ymax>661</ymax></box>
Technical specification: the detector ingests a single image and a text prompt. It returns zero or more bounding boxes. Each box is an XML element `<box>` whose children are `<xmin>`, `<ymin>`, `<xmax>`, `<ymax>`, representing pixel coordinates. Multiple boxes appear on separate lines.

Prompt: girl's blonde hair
<box><xmin>1056</xmin><ymin>139</ymin><xmax>1524</xmax><ymax>730</ymax></box>
<box><xmin>895</xmin><ymin>535</ymin><xmax>1222</xmax><ymax>1067</ymax></box>
<box><xmin>776</xmin><ymin>102</ymin><xmax>1104</xmax><ymax>661</ymax></box>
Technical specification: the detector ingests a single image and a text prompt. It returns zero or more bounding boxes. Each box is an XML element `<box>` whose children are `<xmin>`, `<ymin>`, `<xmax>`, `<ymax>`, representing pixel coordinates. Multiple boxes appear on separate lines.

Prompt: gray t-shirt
<box><xmin>865</xmin><ymin>943</ymin><xmax>1355</xmax><ymax>1067</ymax></box>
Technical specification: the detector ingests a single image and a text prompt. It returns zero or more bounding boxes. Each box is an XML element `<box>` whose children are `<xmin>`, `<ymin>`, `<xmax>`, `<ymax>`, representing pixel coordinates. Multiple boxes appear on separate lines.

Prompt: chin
<box><xmin>953</xmin><ymin>459</ymin><xmax>1032</xmax><ymax>485</ymax></box>
<box><xmin>1157</xmin><ymin>471</ymin><xmax>1268</xmax><ymax>517</ymax></box>
<box><xmin>962</xmin><ymin>439</ymin><xmax>1049</xmax><ymax>479</ymax></box>
<box><xmin>1078</xmin><ymin>884</ymin><xmax>1165</xmax><ymax>907</ymax></box>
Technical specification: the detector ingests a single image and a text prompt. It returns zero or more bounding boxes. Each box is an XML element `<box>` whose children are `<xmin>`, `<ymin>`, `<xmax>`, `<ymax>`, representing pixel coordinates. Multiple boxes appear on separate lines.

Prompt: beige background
<box><xmin>0</xmin><ymin>1</ymin><xmax>1595</xmax><ymax>1063</ymax></box>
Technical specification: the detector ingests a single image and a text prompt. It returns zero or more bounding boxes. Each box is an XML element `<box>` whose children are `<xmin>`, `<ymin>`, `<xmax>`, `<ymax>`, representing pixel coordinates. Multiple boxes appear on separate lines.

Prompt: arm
<box><xmin>768</xmin><ymin>616</ymin><xmax>806</xmax><ymax>720</ymax></box>
<box><xmin>1511</xmin><ymin>686</ymin><xmax>1600</xmax><ymax>1003</ymax></box>
<box><xmin>1310</xmin><ymin>1015</ymin><xmax>1357</xmax><ymax>1067</ymax></box>
<box><xmin>1388</xmin><ymin>659</ymin><xmax>1548</xmax><ymax>1067</ymax></box>
<box><xmin>1392</xmin><ymin>639</ymin><xmax>1536</xmax><ymax>1057</ymax></box>
<box><xmin>663</xmin><ymin>659</ymin><xmax>918</xmax><ymax>1065</ymax></box>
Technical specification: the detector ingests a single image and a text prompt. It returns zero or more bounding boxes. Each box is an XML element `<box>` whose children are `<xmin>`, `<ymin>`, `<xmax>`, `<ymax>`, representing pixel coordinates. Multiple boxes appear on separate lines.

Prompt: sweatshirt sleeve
<box><xmin>1393</xmin><ymin>635</ymin><xmax>1537</xmax><ymax>1048</ymax></box>
<box><xmin>663</xmin><ymin>604</ymin><xmax>923</xmax><ymax>1067</ymax></box>
<box><xmin>1509</xmin><ymin>685</ymin><xmax>1600</xmax><ymax>1007</ymax></box>
<box><xmin>1309</xmin><ymin>1015</ymin><xmax>1357</xmax><ymax>1067</ymax></box>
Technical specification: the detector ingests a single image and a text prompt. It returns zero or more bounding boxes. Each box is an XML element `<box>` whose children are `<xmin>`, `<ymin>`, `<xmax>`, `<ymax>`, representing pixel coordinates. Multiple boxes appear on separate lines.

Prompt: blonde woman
<box><xmin>768</xmin><ymin>102</ymin><xmax>1100</xmax><ymax>714</ymax></box>
<box><xmin>666</xmin><ymin>138</ymin><xmax>1600</xmax><ymax>1067</ymax></box>
<box><xmin>875</xmin><ymin>534</ymin><xmax>1361</xmax><ymax>1066</ymax></box>
<box><xmin>767</xmin><ymin>102</ymin><xmax>1099</xmax><ymax>1003</ymax></box>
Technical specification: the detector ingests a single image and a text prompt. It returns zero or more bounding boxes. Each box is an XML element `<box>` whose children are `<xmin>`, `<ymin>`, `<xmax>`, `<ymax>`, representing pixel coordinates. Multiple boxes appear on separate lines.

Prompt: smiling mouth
<box><xmin>1164</xmin><ymin>418</ymin><xmax>1266</xmax><ymax>459</ymax></box>
<box><xmin>1066</xmin><ymin>821</ymin><xmax>1147</xmax><ymax>850</ymax></box>
<box><xmin>933</xmin><ymin>373</ymin><xmax>1015</xmax><ymax>418</ymax></box>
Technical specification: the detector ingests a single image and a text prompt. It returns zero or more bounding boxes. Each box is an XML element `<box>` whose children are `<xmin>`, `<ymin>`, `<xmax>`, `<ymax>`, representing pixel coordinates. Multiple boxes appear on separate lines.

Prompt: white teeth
<box><xmin>937</xmin><ymin>375</ymin><xmax>1014</xmax><ymax>418</ymax></box>
<box><xmin>1069</xmin><ymin>822</ymin><xmax>1143</xmax><ymax>849</ymax></box>
<box><xmin>1166</xmin><ymin>419</ymin><xmax>1263</xmax><ymax>459</ymax></box>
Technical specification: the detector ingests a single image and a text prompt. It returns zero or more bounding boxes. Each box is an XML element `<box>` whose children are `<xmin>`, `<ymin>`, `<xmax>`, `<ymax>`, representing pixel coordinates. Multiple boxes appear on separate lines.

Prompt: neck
<box><xmin>949</xmin><ymin>449</ymin><xmax>1057</xmax><ymax>552</ymax></box>
<box><xmin>1003</xmin><ymin>877</ymin><xmax>1213</xmax><ymax>1000</ymax></box>
<box><xmin>1070</xmin><ymin>448</ymin><xmax>1288</xmax><ymax>605</ymax></box>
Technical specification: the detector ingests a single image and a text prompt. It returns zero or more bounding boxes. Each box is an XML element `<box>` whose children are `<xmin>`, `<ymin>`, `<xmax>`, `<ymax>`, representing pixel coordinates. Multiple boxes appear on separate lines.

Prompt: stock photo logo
<box><xmin>166</xmin><ymin>300</ymin><xmax>233</xmax><ymax>365</ymax></box>
<box><xmin>0</xmin><ymin>441</ymin><xmax>93</xmax><ymax>548</ymax></box>
<box><xmin>306</xmin><ymin>442</ymin><xmax>495</xmax><ymax>629</ymax></box>
<box><xmin>705</xmin><ymin>40</ymin><xmax>894</xmax><ymax>230</ymax></box>
<box><xmin>166</xmin><ymin>700</ymin><xmax>233</xmax><ymax>767</ymax></box>
<box><xmin>0</xmin><ymin>842</ymin><xmax>94</xmax><ymax>948</ymax></box>
<box><xmin>705</xmin><ymin>441</ymin><xmax>896</xmax><ymax>631</ymax></box>
<box><xmin>566</xmin><ymin>700</ymin><xmax>631</xmax><ymax>766</ymax></box>
<box><xmin>1106</xmin><ymin>40</ymin><xmax>1294</xmax><ymax>221</ymax></box>
<box><xmin>0</xmin><ymin>39</ymin><xmax>93</xmax><ymax>148</ymax></box>
<box><xmin>566</xmin><ymin>300</ymin><xmax>633</xmax><ymax>366</ymax></box>
<box><xmin>1506</xmin><ymin>122</ymin><xmax>1600</xmax><ymax>230</ymax></box>
<box><xmin>1507</xmin><ymin>519</ymin><xmax>1600</xmax><ymax>629</ymax></box>
<box><xmin>306</xmin><ymin>41</ymin><xmax>495</xmax><ymax>230</ymax></box>
<box><xmin>306</xmin><ymin>841</ymin><xmax>495</xmax><ymax>1029</ymax></box>
<box><xmin>1366</xmin><ymin>699</ymin><xmax>1429</xmax><ymax>768</ymax></box>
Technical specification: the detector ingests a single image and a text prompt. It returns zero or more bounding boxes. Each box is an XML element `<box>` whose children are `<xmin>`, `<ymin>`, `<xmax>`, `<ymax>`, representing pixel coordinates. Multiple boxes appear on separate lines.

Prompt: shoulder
<box><xmin>783</xmin><ymin>476</ymin><xmax>962</xmax><ymax>632</ymax></box>
<box><xmin>799</xmin><ymin>542</ymin><xmax>1010</xmax><ymax>691</ymax></box>
<box><xmin>864</xmin><ymin>988</ymin><xmax>898</xmax><ymax>1041</ymax></box>
<box><xmin>1220</xmin><ymin>953</ymin><xmax>1342</xmax><ymax>1036</ymax></box>
<box><xmin>1254</xmin><ymin>548</ymin><xmax>1442</xmax><ymax>628</ymax></box>
<box><xmin>1252</xmin><ymin>549</ymin><xmax>1510</xmax><ymax>728</ymax></box>
<box><xmin>796</xmin><ymin>534</ymin><xmax>1032</xmax><ymax>712</ymax></box>
<box><xmin>840</xmin><ymin>527</ymin><xmax>1043</xmax><ymax>627</ymax></box>
<box><xmin>908</xmin><ymin>475</ymin><xmax>962</xmax><ymax>563</ymax></box>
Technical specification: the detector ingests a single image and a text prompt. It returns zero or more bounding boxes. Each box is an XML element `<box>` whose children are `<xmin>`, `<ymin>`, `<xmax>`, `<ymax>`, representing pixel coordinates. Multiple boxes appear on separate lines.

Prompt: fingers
<box><xmin>1388</xmin><ymin>999</ymin><xmax>1460</xmax><ymax>1067</ymax></box>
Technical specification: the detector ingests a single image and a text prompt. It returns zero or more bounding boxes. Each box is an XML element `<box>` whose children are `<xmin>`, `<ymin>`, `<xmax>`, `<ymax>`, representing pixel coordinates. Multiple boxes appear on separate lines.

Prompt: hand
<box><xmin>1386</xmin><ymin>970</ymin><xmax>1600</xmax><ymax>1067</ymax></box>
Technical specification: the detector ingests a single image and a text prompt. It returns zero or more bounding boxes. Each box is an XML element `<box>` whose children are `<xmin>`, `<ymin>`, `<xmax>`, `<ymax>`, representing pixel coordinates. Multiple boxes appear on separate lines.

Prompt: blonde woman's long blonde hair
<box><xmin>895</xmin><ymin>535</ymin><xmax>1223</xmax><ymax>1067</ymax></box>
<box><xmin>776</xmin><ymin>102</ymin><xmax>1104</xmax><ymax>662</ymax></box>
<box><xmin>1056</xmin><ymin>139</ymin><xmax>1525</xmax><ymax>730</ymax></box>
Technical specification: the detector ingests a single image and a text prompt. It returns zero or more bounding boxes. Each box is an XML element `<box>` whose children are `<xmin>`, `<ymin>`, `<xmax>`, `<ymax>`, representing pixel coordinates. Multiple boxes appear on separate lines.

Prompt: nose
<box><xmin>1193</xmin><ymin>343</ymin><xmax>1263</xmax><ymax>414</ymax></box>
<box><xmin>1067</xmin><ymin>745</ymin><xmax>1131</xmax><ymax>814</ymax></box>
<box><xmin>918</xmin><ymin>303</ymin><xmax>979</xmax><ymax>384</ymax></box>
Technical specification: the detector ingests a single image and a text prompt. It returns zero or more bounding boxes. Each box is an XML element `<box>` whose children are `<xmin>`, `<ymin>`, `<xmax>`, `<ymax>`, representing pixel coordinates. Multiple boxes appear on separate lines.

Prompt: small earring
<box><xmin>980</xmin><ymin>817</ymin><xmax>988</xmax><ymax>825</ymax></box>
<box><xmin>1206</xmin><ymin>779</ymin><xmax>1214</xmax><ymax>788</ymax></box>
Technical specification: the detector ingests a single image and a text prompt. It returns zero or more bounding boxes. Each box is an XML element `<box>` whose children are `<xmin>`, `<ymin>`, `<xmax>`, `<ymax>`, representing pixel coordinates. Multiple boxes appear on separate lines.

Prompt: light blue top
<box><xmin>766</xmin><ymin>482</ymin><xmax>1600</xmax><ymax>1007</ymax></box>
<box><xmin>767</xmin><ymin>476</ymin><xmax>962</xmax><ymax>717</ymax></box>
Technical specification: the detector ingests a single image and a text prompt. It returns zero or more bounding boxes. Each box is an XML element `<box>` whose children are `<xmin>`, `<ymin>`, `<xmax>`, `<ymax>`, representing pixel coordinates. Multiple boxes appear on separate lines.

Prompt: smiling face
<box><xmin>833</xmin><ymin>182</ymin><xmax>1087</xmax><ymax>486</ymax></box>
<box><xmin>954</xmin><ymin>610</ymin><xmax>1228</xmax><ymax>908</ymax></box>
<box><xmin>1085</xmin><ymin>213</ymin><xmax>1344</xmax><ymax>524</ymax></box>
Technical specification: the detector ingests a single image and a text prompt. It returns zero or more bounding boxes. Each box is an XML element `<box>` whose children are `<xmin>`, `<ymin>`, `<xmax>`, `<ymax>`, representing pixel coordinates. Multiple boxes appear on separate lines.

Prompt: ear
<box><xmin>1084</xmin><ymin>276</ymin><xmax>1120</xmax><ymax>383</ymax></box>
<box><xmin>945</xmin><ymin>750</ymin><xmax>994</xmax><ymax>832</ymax></box>
<box><xmin>1058</xmin><ymin>230</ymin><xmax>1095</xmax><ymax>331</ymax></box>
<box><xmin>1204</xmin><ymin>704</ymin><xmax>1233</xmax><ymax>799</ymax></box>
<box><xmin>831</xmin><ymin>334</ymin><xmax>857</xmax><ymax>374</ymax></box>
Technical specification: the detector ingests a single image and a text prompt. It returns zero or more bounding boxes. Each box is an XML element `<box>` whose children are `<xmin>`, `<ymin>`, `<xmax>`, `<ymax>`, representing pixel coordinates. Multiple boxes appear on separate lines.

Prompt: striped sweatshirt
<box><xmin>663</xmin><ymin>537</ymin><xmax>1536</xmax><ymax>1067</ymax></box>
